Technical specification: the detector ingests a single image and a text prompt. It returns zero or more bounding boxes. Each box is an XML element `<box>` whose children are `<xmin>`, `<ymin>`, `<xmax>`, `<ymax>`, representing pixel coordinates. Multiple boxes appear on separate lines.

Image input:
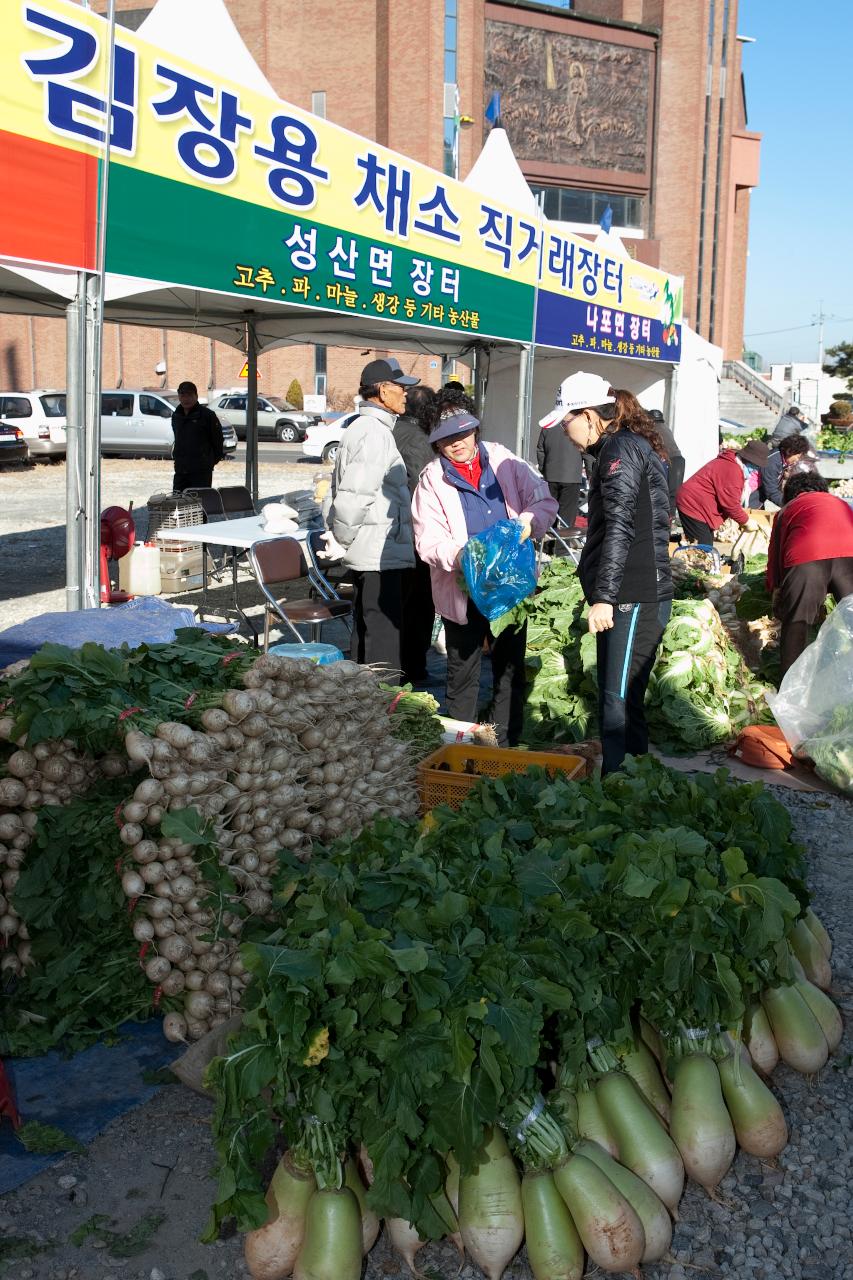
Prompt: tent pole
<box><xmin>515</xmin><ymin>345</ymin><xmax>529</xmax><ymax>457</ymax></box>
<box><xmin>65</xmin><ymin>279</ymin><xmax>86</xmax><ymax>611</ymax></box>
<box><xmin>245</xmin><ymin>320</ymin><xmax>259</xmax><ymax>503</ymax></box>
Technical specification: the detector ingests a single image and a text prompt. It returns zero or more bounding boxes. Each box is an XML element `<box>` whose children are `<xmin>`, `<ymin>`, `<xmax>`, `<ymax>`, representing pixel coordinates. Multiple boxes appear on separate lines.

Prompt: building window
<box><xmin>311</xmin><ymin>91</ymin><xmax>326</xmax><ymax>119</ymax></box>
<box><xmin>314</xmin><ymin>345</ymin><xmax>327</xmax><ymax>397</ymax></box>
<box><xmin>443</xmin><ymin>0</ymin><xmax>458</xmax><ymax>177</ymax></box>
<box><xmin>529</xmin><ymin>184</ymin><xmax>644</xmax><ymax>230</ymax></box>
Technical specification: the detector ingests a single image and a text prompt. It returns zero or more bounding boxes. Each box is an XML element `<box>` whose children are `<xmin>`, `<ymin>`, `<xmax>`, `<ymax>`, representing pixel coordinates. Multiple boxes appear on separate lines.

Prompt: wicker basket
<box><xmin>418</xmin><ymin>743</ymin><xmax>586</xmax><ymax>813</ymax></box>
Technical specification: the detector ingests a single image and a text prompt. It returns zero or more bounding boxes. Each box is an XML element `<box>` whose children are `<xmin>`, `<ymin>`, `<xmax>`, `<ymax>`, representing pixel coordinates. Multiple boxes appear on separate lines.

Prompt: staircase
<box><xmin>720</xmin><ymin>360</ymin><xmax>783</xmax><ymax>433</ymax></box>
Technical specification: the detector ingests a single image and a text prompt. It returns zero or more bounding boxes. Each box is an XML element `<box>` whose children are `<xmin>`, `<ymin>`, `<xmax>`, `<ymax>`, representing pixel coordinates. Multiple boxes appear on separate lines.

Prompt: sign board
<box><xmin>237</xmin><ymin>361</ymin><xmax>261</xmax><ymax>379</ymax></box>
<box><xmin>303</xmin><ymin>394</ymin><xmax>326</xmax><ymax>414</ymax></box>
<box><xmin>0</xmin><ymin>0</ymin><xmax>682</xmax><ymax>361</ymax></box>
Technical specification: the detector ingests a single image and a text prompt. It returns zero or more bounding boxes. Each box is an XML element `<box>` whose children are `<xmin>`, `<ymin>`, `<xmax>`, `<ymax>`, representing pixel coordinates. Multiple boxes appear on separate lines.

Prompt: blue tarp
<box><xmin>0</xmin><ymin>596</ymin><xmax>236</xmax><ymax>669</ymax></box>
<box><xmin>0</xmin><ymin>1020</ymin><xmax>183</xmax><ymax>1194</ymax></box>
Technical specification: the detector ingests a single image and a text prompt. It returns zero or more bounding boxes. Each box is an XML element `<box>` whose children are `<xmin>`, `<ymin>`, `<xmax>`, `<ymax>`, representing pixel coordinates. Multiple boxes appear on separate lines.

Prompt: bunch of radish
<box><xmin>116</xmin><ymin>654</ymin><xmax>420</xmax><ymax>1041</ymax></box>
<box><xmin>0</xmin><ymin>727</ymin><xmax>124</xmax><ymax>979</ymax></box>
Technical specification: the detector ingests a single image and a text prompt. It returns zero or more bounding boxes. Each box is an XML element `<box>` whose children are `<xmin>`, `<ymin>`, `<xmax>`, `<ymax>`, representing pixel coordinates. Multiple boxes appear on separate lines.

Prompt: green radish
<box><xmin>669</xmin><ymin>1054</ymin><xmax>736</xmax><ymax>1193</ymax></box>
<box><xmin>244</xmin><ymin>1153</ymin><xmax>316</xmax><ymax>1280</ymax></box>
<box><xmin>292</xmin><ymin>1187</ymin><xmax>362</xmax><ymax>1280</ymax></box>
<box><xmin>618</xmin><ymin>1037</ymin><xmax>671</xmax><ymax>1123</ymax></box>
<box><xmin>790</xmin><ymin>919</ymin><xmax>832</xmax><ymax>991</ymax></box>
<box><xmin>594</xmin><ymin>1072</ymin><xmax>684</xmax><ymax>1211</ymax></box>
<box><xmin>343</xmin><ymin>1157</ymin><xmax>380</xmax><ymax>1255</ymax></box>
<box><xmin>553</xmin><ymin>1152</ymin><xmax>645</xmax><ymax>1273</ymax></box>
<box><xmin>804</xmin><ymin>906</ymin><xmax>832</xmax><ymax>959</ymax></box>
<box><xmin>743</xmin><ymin>1004</ymin><xmax>779</xmax><ymax>1076</ymax></box>
<box><xmin>640</xmin><ymin>1016</ymin><xmax>665</xmax><ymax>1065</ymax></box>
<box><xmin>575</xmin><ymin>1140</ymin><xmax>672</xmax><ymax>1263</ymax></box>
<box><xmin>521</xmin><ymin>1169</ymin><xmax>584</xmax><ymax>1280</ymax></box>
<box><xmin>575</xmin><ymin>1087</ymin><xmax>619</xmax><ymax>1159</ymax></box>
<box><xmin>445</xmin><ymin>1151</ymin><xmax>460</xmax><ymax>1215</ymax></box>
<box><xmin>386</xmin><ymin>1217</ymin><xmax>426</xmax><ymax>1276</ymax></box>
<box><xmin>795</xmin><ymin>979</ymin><xmax>843</xmax><ymax>1053</ymax></box>
<box><xmin>761</xmin><ymin>985</ymin><xmax>829</xmax><ymax>1074</ymax></box>
<box><xmin>458</xmin><ymin>1128</ymin><xmax>524</xmax><ymax>1280</ymax></box>
<box><xmin>717</xmin><ymin>1054</ymin><xmax>788</xmax><ymax>1158</ymax></box>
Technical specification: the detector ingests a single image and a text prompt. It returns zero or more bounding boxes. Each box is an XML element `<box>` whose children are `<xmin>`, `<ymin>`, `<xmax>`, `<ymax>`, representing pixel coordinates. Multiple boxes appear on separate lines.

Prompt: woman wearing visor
<box><xmin>411</xmin><ymin>408</ymin><xmax>557</xmax><ymax>746</ymax></box>
<box><xmin>554</xmin><ymin>371</ymin><xmax>673</xmax><ymax>775</ymax></box>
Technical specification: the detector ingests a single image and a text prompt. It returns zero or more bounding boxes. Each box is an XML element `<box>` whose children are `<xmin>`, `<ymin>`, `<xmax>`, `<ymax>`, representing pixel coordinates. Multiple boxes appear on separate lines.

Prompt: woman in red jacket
<box><xmin>767</xmin><ymin>470</ymin><xmax>853</xmax><ymax>674</ymax></box>
<box><xmin>675</xmin><ymin>446</ymin><xmax>761</xmax><ymax>545</ymax></box>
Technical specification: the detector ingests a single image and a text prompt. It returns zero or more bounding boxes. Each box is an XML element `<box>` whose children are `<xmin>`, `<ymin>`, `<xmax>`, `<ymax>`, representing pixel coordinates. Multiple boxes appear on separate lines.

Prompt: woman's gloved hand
<box><xmin>516</xmin><ymin>515</ymin><xmax>534</xmax><ymax>543</ymax></box>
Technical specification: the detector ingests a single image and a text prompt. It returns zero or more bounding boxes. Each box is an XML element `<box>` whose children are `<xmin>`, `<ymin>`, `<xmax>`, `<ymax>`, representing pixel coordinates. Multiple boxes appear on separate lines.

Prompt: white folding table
<box><xmin>156</xmin><ymin>518</ymin><xmax>314</xmax><ymax>638</ymax></box>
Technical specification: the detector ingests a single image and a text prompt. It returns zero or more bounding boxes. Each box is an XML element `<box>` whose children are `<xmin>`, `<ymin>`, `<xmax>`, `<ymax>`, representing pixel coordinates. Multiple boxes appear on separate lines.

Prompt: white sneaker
<box><xmin>431</xmin><ymin>625</ymin><xmax>447</xmax><ymax>656</ymax></box>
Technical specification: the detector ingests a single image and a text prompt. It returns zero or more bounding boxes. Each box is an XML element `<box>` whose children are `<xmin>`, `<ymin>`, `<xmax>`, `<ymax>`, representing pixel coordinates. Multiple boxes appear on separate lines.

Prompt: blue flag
<box><xmin>485</xmin><ymin>92</ymin><xmax>501</xmax><ymax>126</ymax></box>
<box><xmin>600</xmin><ymin>204</ymin><xmax>614</xmax><ymax>234</ymax></box>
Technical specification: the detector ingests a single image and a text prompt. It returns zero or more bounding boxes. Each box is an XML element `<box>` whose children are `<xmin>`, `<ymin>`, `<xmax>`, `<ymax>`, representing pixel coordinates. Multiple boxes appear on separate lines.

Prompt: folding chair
<box><xmin>537</xmin><ymin>515</ymin><xmax>585</xmax><ymax>569</ymax></box>
<box><xmin>248</xmin><ymin>537</ymin><xmax>353</xmax><ymax>652</ymax></box>
<box><xmin>219</xmin><ymin>485</ymin><xmax>256</xmax><ymax>520</ymax></box>
<box><xmin>182</xmin><ymin>486</ymin><xmax>228</xmax><ymax>581</ymax></box>
<box><xmin>304</xmin><ymin>527</ymin><xmax>355</xmax><ymax>602</ymax></box>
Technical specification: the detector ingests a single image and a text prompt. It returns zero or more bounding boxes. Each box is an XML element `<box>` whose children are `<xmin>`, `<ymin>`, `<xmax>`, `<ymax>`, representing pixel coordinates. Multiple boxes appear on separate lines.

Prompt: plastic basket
<box><xmin>418</xmin><ymin>743</ymin><xmax>586</xmax><ymax>813</ymax></box>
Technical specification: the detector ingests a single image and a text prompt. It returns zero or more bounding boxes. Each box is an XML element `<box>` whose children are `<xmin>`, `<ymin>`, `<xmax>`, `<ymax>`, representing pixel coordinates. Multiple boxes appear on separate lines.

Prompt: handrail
<box><xmin>722</xmin><ymin>360</ymin><xmax>783</xmax><ymax>412</ymax></box>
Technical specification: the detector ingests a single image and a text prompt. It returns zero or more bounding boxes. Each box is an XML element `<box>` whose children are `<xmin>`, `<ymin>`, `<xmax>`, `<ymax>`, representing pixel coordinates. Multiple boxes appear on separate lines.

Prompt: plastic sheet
<box><xmin>767</xmin><ymin>594</ymin><xmax>853</xmax><ymax>794</ymax></box>
<box><xmin>460</xmin><ymin>518</ymin><xmax>537</xmax><ymax>623</ymax></box>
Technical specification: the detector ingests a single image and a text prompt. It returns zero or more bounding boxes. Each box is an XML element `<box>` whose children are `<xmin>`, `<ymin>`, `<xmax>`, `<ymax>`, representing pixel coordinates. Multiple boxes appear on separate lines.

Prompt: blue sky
<box><xmin>740</xmin><ymin>0</ymin><xmax>853</xmax><ymax>367</ymax></box>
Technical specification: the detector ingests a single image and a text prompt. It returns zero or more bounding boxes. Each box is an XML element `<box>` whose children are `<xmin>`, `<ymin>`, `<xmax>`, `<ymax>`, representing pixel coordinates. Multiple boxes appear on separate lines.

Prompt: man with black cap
<box><xmin>323</xmin><ymin>358</ymin><xmax>418</xmax><ymax>669</ymax></box>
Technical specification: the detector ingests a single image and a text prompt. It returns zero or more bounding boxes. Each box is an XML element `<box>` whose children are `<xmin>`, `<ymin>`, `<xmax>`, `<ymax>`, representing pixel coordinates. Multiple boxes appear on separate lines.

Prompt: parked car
<box><xmin>301</xmin><ymin>411</ymin><xmax>359</xmax><ymax>462</ymax></box>
<box><xmin>0</xmin><ymin>390</ymin><xmax>67</xmax><ymax>459</ymax></box>
<box><xmin>100</xmin><ymin>390</ymin><xmax>237</xmax><ymax>458</ymax></box>
<box><xmin>0</xmin><ymin>420</ymin><xmax>28</xmax><ymax>465</ymax></box>
<box><xmin>212</xmin><ymin>393</ymin><xmax>319</xmax><ymax>443</ymax></box>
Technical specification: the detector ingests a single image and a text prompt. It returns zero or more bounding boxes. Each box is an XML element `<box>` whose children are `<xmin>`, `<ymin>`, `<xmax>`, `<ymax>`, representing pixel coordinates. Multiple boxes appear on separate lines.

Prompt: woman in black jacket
<box><xmin>393</xmin><ymin>385</ymin><xmax>439</xmax><ymax>683</ymax></box>
<box><xmin>552</xmin><ymin>372</ymin><xmax>673</xmax><ymax>774</ymax></box>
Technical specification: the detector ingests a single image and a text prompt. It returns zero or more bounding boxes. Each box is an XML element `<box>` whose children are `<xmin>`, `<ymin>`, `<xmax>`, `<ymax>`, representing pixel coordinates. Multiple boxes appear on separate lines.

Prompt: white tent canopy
<box><xmin>136</xmin><ymin>0</ymin><xmax>276</xmax><ymax>98</ymax></box>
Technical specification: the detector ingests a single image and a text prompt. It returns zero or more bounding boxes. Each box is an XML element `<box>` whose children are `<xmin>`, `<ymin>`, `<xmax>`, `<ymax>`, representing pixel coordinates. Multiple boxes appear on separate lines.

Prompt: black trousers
<box><xmin>173</xmin><ymin>465</ymin><xmax>213</xmax><ymax>492</ymax></box>
<box><xmin>400</xmin><ymin>554</ymin><xmax>436</xmax><ymax>684</ymax></box>
<box><xmin>597</xmin><ymin>599</ymin><xmax>671</xmax><ymax>775</ymax></box>
<box><xmin>443</xmin><ymin>601</ymin><xmax>528</xmax><ymax>747</ymax></box>
<box><xmin>778</xmin><ymin>557</ymin><xmax>853</xmax><ymax>676</ymax></box>
<box><xmin>548</xmin><ymin>481</ymin><xmax>582</xmax><ymax>533</ymax></box>
<box><xmin>351</xmin><ymin>568</ymin><xmax>404</xmax><ymax>672</ymax></box>
<box><xmin>677</xmin><ymin>511</ymin><xmax>715</xmax><ymax>547</ymax></box>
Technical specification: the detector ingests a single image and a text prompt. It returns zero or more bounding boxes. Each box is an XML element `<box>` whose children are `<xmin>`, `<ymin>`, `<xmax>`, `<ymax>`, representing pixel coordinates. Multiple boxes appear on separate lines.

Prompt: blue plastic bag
<box><xmin>460</xmin><ymin>519</ymin><xmax>537</xmax><ymax>623</ymax></box>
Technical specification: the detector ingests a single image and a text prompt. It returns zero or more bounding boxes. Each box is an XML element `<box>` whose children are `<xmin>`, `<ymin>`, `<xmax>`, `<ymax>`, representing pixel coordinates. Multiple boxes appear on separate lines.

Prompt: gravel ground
<box><xmin>0</xmin><ymin>784</ymin><xmax>850</xmax><ymax>1280</ymax></box>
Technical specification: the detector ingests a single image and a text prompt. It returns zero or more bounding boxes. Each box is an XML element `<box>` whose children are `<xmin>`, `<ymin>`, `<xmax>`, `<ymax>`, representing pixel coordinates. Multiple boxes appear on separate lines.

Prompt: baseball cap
<box><xmin>360</xmin><ymin>357</ymin><xmax>420</xmax><ymax>387</ymax></box>
<box><xmin>428</xmin><ymin>409</ymin><xmax>480</xmax><ymax>445</ymax></box>
<box><xmin>538</xmin><ymin>371</ymin><xmax>615</xmax><ymax>429</ymax></box>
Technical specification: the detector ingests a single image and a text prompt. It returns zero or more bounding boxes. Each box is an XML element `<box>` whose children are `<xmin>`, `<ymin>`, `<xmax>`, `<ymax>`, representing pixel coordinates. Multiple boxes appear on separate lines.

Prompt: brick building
<box><xmin>0</xmin><ymin>0</ymin><xmax>759</xmax><ymax>401</ymax></box>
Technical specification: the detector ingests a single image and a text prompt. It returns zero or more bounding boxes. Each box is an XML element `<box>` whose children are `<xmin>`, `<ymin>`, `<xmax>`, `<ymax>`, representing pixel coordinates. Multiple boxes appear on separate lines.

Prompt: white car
<box><xmin>213</xmin><ymin>393</ymin><xmax>319</xmax><ymax>443</ymax></box>
<box><xmin>301</xmin><ymin>412</ymin><xmax>359</xmax><ymax>462</ymax></box>
<box><xmin>0</xmin><ymin>390</ymin><xmax>67</xmax><ymax>459</ymax></box>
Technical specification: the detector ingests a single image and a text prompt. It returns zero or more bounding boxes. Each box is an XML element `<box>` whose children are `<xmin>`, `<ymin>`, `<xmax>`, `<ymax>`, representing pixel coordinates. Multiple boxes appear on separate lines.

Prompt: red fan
<box><xmin>100</xmin><ymin>505</ymin><xmax>136</xmax><ymax>604</ymax></box>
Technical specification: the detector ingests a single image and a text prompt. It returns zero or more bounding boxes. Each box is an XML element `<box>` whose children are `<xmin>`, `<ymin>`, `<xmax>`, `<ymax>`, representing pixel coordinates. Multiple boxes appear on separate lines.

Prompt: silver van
<box><xmin>100</xmin><ymin>391</ymin><xmax>237</xmax><ymax>458</ymax></box>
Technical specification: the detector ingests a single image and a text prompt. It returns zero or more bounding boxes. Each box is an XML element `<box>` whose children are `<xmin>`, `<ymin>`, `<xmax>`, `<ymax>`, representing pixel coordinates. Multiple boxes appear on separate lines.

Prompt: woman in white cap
<box><xmin>554</xmin><ymin>371</ymin><xmax>674</xmax><ymax>774</ymax></box>
<box><xmin>411</xmin><ymin>409</ymin><xmax>557</xmax><ymax>746</ymax></box>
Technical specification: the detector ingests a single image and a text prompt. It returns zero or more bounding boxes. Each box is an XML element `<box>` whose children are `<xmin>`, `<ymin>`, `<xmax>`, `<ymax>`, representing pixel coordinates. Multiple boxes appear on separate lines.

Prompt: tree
<box><xmin>286</xmin><ymin>378</ymin><xmax>304</xmax><ymax>409</ymax></box>
<box><xmin>823</xmin><ymin>342</ymin><xmax>853</xmax><ymax>389</ymax></box>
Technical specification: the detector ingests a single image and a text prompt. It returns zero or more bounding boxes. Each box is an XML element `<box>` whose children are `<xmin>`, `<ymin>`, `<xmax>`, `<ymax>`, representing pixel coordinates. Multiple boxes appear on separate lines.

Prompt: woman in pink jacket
<box><xmin>411</xmin><ymin>409</ymin><xmax>557</xmax><ymax>745</ymax></box>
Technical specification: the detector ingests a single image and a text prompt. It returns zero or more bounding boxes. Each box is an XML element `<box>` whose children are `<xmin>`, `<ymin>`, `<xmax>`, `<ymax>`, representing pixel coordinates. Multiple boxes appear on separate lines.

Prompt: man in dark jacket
<box><xmin>393</xmin><ymin>383</ymin><xmax>437</xmax><ymax>683</ymax></box>
<box><xmin>769</xmin><ymin>405</ymin><xmax>807</xmax><ymax>447</ymax></box>
<box><xmin>647</xmin><ymin>409</ymin><xmax>684</xmax><ymax>517</ymax></box>
<box><xmin>536</xmin><ymin>394</ymin><xmax>584</xmax><ymax>532</ymax></box>
<box><xmin>172</xmin><ymin>381</ymin><xmax>224</xmax><ymax>492</ymax></box>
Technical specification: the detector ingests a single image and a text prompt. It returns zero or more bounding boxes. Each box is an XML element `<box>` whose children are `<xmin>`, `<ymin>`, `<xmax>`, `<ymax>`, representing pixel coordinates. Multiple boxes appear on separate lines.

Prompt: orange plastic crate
<box><xmin>418</xmin><ymin>743</ymin><xmax>586</xmax><ymax>813</ymax></box>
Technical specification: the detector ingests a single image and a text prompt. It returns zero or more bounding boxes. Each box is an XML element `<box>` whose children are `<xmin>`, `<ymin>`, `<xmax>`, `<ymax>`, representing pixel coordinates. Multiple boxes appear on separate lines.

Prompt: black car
<box><xmin>0</xmin><ymin>421</ymin><xmax>28</xmax><ymax>465</ymax></box>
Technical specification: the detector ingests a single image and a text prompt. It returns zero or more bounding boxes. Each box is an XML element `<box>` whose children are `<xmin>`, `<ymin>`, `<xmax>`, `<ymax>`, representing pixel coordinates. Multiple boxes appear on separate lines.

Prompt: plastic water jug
<box><xmin>119</xmin><ymin>542</ymin><xmax>162</xmax><ymax>596</ymax></box>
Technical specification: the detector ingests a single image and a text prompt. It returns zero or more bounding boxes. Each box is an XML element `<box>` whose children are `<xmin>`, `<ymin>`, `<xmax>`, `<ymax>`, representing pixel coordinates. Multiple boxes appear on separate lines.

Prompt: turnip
<box><xmin>159</xmin><ymin>934</ymin><xmax>192</xmax><ymax>965</ymax></box>
<box><xmin>717</xmin><ymin>1054</ymin><xmax>788</xmax><ymax>1158</ymax></box>
<box><xmin>125</xmin><ymin>731</ymin><xmax>154</xmax><ymax>763</ymax></box>
<box><xmin>794</xmin><ymin>978</ymin><xmax>843</xmax><ymax>1053</ymax></box>
<box><xmin>132</xmin><ymin>839</ymin><xmax>160</xmax><ymax>864</ymax></box>
<box><xmin>740</xmin><ymin>1003</ymin><xmax>779</xmax><ymax>1075</ymax></box>
<box><xmin>803</xmin><ymin>906</ymin><xmax>832</xmax><ymax>958</ymax></box>
<box><xmin>161</xmin><ymin>969</ymin><xmax>186</xmax><ymax>997</ymax></box>
<box><xmin>0</xmin><ymin>912</ymin><xmax>19</xmax><ymax>939</ymax></box>
<box><xmin>575</xmin><ymin>1140</ymin><xmax>671</xmax><ymax>1262</ymax></box>
<box><xmin>6</xmin><ymin>749</ymin><xmax>36</xmax><ymax>778</ymax></box>
<box><xmin>594</xmin><ymin>1073</ymin><xmax>683</xmax><ymax>1211</ymax></box>
<box><xmin>245</xmin><ymin>1153</ymin><xmax>316</xmax><ymax>1280</ymax></box>
<box><xmin>134</xmin><ymin>777</ymin><xmax>164</xmax><ymax>805</ymax></box>
<box><xmin>553</xmin><ymin>1152</ymin><xmax>645</xmax><ymax>1272</ymax></box>
<box><xmin>141</xmin><ymin>862</ymin><xmax>166</xmax><ymax>886</ymax></box>
<box><xmin>162</xmin><ymin>1011</ymin><xmax>188</xmax><ymax>1043</ymax></box>
<box><xmin>458</xmin><ymin>1128</ymin><xmax>523</xmax><ymax>1279</ymax></box>
<box><xmin>121</xmin><ymin>869</ymin><xmax>145</xmax><ymax>898</ymax></box>
<box><xmin>574</xmin><ymin>1087</ymin><xmax>619</xmax><ymax>1159</ymax></box>
<box><xmin>617</xmin><ymin>1036</ymin><xmax>671</xmax><ymax>1123</ymax></box>
<box><xmin>343</xmin><ymin>1158</ymin><xmax>380</xmax><ymax>1255</ymax></box>
<box><xmin>292</xmin><ymin>1187</ymin><xmax>362</xmax><ymax>1280</ymax></box>
<box><xmin>0</xmin><ymin>778</ymin><xmax>26</xmax><ymax>806</ymax></box>
<box><xmin>120</xmin><ymin>822</ymin><xmax>144</xmax><ymax>847</ymax></box>
<box><xmin>132</xmin><ymin>918</ymin><xmax>155</xmax><ymax>943</ymax></box>
<box><xmin>761</xmin><ymin>985</ymin><xmax>829</xmax><ymax>1073</ymax></box>
<box><xmin>790</xmin><ymin>919</ymin><xmax>832</xmax><ymax>991</ymax></box>
<box><xmin>0</xmin><ymin>813</ymin><xmax>23</xmax><ymax>841</ymax></box>
<box><xmin>185</xmin><ymin>1017</ymin><xmax>210</xmax><ymax>1040</ymax></box>
<box><xmin>185</xmin><ymin>989</ymin><xmax>215</xmax><ymax>1020</ymax></box>
<box><xmin>669</xmin><ymin>1053</ymin><xmax>736</xmax><ymax>1193</ymax></box>
<box><xmin>520</xmin><ymin>1169</ymin><xmax>583</xmax><ymax>1280</ymax></box>
<box><xmin>185</xmin><ymin>969</ymin><xmax>206</xmax><ymax>990</ymax></box>
<box><xmin>144</xmin><ymin>955</ymin><xmax>171</xmax><ymax>984</ymax></box>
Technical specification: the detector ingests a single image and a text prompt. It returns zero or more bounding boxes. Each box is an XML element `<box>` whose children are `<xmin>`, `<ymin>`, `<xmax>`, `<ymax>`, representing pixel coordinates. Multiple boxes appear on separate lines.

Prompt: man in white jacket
<box><xmin>324</xmin><ymin>358</ymin><xmax>418</xmax><ymax>669</ymax></box>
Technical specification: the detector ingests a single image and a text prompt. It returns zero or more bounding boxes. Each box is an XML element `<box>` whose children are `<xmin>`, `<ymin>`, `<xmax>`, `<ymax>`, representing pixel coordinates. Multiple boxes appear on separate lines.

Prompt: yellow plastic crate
<box><xmin>418</xmin><ymin>743</ymin><xmax>586</xmax><ymax>813</ymax></box>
